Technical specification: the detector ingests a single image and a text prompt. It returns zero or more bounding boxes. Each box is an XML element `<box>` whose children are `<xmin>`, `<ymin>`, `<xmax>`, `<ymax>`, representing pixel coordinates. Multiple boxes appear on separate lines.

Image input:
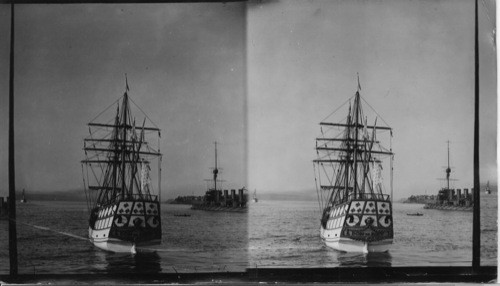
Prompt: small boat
<box><xmin>0</xmin><ymin>197</ymin><xmax>8</xmax><ymax>219</ymax></box>
<box><xmin>252</xmin><ymin>189</ymin><xmax>258</xmax><ymax>203</ymax></box>
<box><xmin>81</xmin><ymin>79</ymin><xmax>162</xmax><ymax>253</ymax></box>
<box><xmin>407</xmin><ymin>213</ymin><xmax>423</xmax><ymax>216</ymax></box>
<box><xmin>20</xmin><ymin>189</ymin><xmax>27</xmax><ymax>203</ymax></box>
<box><xmin>313</xmin><ymin>76</ymin><xmax>394</xmax><ymax>253</ymax></box>
<box><xmin>485</xmin><ymin>181</ymin><xmax>491</xmax><ymax>194</ymax></box>
<box><xmin>191</xmin><ymin>142</ymin><xmax>247</xmax><ymax>212</ymax></box>
<box><xmin>173</xmin><ymin>214</ymin><xmax>191</xmax><ymax>217</ymax></box>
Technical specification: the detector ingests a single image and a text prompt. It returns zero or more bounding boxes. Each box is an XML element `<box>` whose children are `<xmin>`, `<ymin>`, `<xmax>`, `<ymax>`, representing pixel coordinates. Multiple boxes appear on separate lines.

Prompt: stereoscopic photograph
<box><xmin>0</xmin><ymin>0</ymin><xmax>496</xmax><ymax>283</ymax></box>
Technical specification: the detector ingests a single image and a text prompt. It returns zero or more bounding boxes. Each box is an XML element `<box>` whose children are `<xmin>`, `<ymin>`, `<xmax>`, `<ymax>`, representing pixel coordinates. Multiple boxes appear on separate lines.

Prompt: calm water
<box><xmin>0</xmin><ymin>202</ymin><xmax>247</xmax><ymax>274</ymax></box>
<box><xmin>0</xmin><ymin>193</ymin><xmax>496</xmax><ymax>274</ymax></box>
<box><xmin>249</xmin><ymin>193</ymin><xmax>497</xmax><ymax>267</ymax></box>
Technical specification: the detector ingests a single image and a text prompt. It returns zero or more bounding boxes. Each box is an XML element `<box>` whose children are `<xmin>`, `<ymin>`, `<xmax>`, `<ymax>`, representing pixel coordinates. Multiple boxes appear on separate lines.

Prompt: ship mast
<box><xmin>344</xmin><ymin>104</ymin><xmax>352</xmax><ymax>200</ymax></box>
<box><xmin>112</xmin><ymin>106</ymin><xmax>119</xmax><ymax>200</ymax></box>
<box><xmin>353</xmin><ymin>90</ymin><xmax>360</xmax><ymax>198</ymax></box>
<box><xmin>352</xmin><ymin>75</ymin><xmax>366</xmax><ymax>198</ymax></box>
<box><xmin>213</xmin><ymin>141</ymin><xmax>219</xmax><ymax>191</ymax></box>
<box><xmin>121</xmin><ymin>91</ymin><xmax>128</xmax><ymax>199</ymax></box>
<box><xmin>446</xmin><ymin>140</ymin><xmax>451</xmax><ymax>190</ymax></box>
<box><xmin>313</xmin><ymin>76</ymin><xmax>393</xmax><ymax>207</ymax></box>
<box><xmin>80</xmin><ymin>78</ymin><xmax>163</xmax><ymax>210</ymax></box>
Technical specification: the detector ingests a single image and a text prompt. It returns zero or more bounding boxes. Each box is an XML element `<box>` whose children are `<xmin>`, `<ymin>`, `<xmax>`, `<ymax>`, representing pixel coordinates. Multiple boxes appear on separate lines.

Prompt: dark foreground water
<box><xmin>0</xmin><ymin>202</ymin><xmax>247</xmax><ymax>274</ymax></box>
<box><xmin>249</xmin><ymin>193</ymin><xmax>497</xmax><ymax>267</ymax></box>
<box><xmin>0</xmin><ymin>192</ymin><xmax>496</xmax><ymax>274</ymax></box>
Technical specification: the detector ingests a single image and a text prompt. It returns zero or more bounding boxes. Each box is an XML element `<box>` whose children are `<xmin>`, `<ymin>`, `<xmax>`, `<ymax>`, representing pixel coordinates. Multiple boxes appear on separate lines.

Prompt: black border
<box><xmin>0</xmin><ymin>266</ymin><xmax>497</xmax><ymax>283</ymax></box>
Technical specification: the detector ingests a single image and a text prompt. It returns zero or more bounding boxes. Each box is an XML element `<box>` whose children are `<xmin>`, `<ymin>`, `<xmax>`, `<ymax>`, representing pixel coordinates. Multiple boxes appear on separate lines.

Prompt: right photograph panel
<box><xmin>247</xmin><ymin>0</ymin><xmax>497</xmax><ymax>267</ymax></box>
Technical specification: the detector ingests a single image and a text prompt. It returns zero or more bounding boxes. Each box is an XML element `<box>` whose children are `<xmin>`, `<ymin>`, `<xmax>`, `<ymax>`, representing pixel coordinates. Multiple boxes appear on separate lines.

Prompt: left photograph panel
<box><xmin>0</xmin><ymin>3</ymin><xmax>247</xmax><ymax>274</ymax></box>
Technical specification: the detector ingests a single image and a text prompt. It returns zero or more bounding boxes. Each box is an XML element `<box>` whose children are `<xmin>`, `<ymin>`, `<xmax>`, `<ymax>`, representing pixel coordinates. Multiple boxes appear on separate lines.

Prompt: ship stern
<box><xmin>88</xmin><ymin>199</ymin><xmax>162</xmax><ymax>253</ymax></box>
<box><xmin>321</xmin><ymin>198</ymin><xmax>393</xmax><ymax>253</ymax></box>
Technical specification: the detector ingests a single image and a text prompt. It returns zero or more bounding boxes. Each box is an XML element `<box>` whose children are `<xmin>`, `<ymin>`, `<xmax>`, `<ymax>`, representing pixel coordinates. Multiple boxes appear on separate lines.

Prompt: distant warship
<box><xmin>191</xmin><ymin>142</ymin><xmax>247</xmax><ymax>212</ymax></box>
<box><xmin>424</xmin><ymin>141</ymin><xmax>473</xmax><ymax>212</ymax></box>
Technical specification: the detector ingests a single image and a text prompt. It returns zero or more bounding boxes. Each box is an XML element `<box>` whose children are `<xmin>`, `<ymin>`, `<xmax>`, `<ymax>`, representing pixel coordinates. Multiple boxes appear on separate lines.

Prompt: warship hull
<box><xmin>191</xmin><ymin>203</ymin><xmax>246</xmax><ymax>212</ymax></box>
<box><xmin>423</xmin><ymin>204</ymin><xmax>472</xmax><ymax>212</ymax></box>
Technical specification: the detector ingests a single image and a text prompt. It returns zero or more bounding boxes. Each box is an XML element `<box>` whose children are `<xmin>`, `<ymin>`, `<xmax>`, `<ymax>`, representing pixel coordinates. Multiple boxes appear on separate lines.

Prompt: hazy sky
<box><xmin>247</xmin><ymin>0</ymin><xmax>497</xmax><ymax>199</ymax></box>
<box><xmin>0</xmin><ymin>3</ymin><xmax>246</xmax><ymax>198</ymax></box>
<box><xmin>0</xmin><ymin>1</ymin><xmax>497</xmax><ymax>201</ymax></box>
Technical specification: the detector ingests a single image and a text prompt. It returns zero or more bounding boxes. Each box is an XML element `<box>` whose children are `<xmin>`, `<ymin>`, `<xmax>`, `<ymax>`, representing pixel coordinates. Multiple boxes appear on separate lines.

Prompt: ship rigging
<box><xmin>313</xmin><ymin>77</ymin><xmax>394</xmax><ymax>253</ymax></box>
<box><xmin>81</xmin><ymin>79</ymin><xmax>162</xmax><ymax>253</ymax></box>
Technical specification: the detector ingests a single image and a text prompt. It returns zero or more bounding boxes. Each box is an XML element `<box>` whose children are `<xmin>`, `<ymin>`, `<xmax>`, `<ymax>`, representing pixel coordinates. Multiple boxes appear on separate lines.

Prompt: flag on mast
<box><xmin>357</xmin><ymin>73</ymin><xmax>361</xmax><ymax>91</ymax></box>
<box><xmin>125</xmin><ymin>73</ymin><xmax>130</xmax><ymax>92</ymax></box>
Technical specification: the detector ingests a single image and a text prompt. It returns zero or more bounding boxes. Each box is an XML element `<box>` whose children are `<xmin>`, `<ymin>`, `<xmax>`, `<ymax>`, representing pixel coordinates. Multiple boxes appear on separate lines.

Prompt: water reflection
<box><xmin>337</xmin><ymin>251</ymin><xmax>392</xmax><ymax>267</ymax></box>
<box><xmin>92</xmin><ymin>250</ymin><xmax>162</xmax><ymax>273</ymax></box>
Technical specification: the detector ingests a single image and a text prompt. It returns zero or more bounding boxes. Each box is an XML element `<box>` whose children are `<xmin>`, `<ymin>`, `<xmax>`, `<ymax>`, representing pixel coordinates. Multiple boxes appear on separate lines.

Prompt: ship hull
<box><xmin>321</xmin><ymin>227</ymin><xmax>392</xmax><ymax>253</ymax></box>
<box><xmin>320</xmin><ymin>198</ymin><xmax>393</xmax><ymax>253</ymax></box>
<box><xmin>90</xmin><ymin>229</ymin><xmax>135</xmax><ymax>253</ymax></box>
<box><xmin>88</xmin><ymin>199</ymin><xmax>162</xmax><ymax>253</ymax></box>
<box><xmin>424</xmin><ymin>204</ymin><xmax>472</xmax><ymax>212</ymax></box>
<box><xmin>89</xmin><ymin>229</ymin><xmax>161</xmax><ymax>253</ymax></box>
<box><xmin>191</xmin><ymin>204</ymin><xmax>247</xmax><ymax>212</ymax></box>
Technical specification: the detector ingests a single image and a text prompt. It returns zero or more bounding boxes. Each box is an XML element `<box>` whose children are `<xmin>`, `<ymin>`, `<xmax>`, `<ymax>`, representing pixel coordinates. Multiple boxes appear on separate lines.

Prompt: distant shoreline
<box><xmin>4</xmin><ymin>190</ymin><xmax>87</xmax><ymax>202</ymax></box>
<box><xmin>3</xmin><ymin>184</ymin><xmax>494</xmax><ymax>204</ymax></box>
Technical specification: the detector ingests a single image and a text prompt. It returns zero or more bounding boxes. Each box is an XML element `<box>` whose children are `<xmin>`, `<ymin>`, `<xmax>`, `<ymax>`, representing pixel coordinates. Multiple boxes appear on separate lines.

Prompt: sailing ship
<box><xmin>424</xmin><ymin>141</ymin><xmax>473</xmax><ymax>211</ymax></box>
<box><xmin>252</xmin><ymin>189</ymin><xmax>258</xmax><ymax>203</ymax></box>
<box><xmin>191</xmin><ymin>142</ymin><xmax>247</xmax><ymax>212</ymax></box>
<box><xmin>20</xmin><ymin>189</ymin><xmax>26</xmax><ymax>203</ymax></box>
<box><xmin>485</xmin><ymin>181</ymin><xmax>491</xmax><ymax>194</ymax></box>
<box><xmin>81</xmin><ymin>80</ymin><xmax>162</xmax><ymax>253</ymax></box>
<box><xmin>0</xmin><ymin>197</ymin><xmax>8</xmax><ymax>219</ymax></box>
<box><xmin>313</xmin><ymin>78</ymin><xmax>394</xmax><ymax>253</ymax></box>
